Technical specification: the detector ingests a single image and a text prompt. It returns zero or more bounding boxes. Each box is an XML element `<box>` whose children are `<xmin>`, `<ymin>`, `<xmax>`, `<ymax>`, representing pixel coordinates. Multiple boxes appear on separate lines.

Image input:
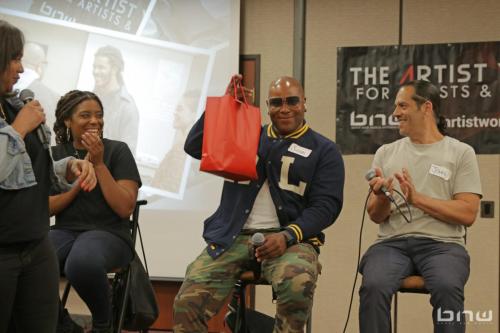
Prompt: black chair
<box><xmin>226</xmin><ymin>270</ymin><xmax>313</xmax><ymax>333</ymax></box>
<box><xmin>61</xmin><ymin>199</ymin><xmax>148</xmax><ymax>333</ymax></box>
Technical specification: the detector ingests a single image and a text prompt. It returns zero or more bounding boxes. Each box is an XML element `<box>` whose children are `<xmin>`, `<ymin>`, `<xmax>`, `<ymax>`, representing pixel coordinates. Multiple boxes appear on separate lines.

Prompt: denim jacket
<box><xmin>0</xmin><ymin>117</ymin><xmax>72</xmax><ymax>190</ymax></box>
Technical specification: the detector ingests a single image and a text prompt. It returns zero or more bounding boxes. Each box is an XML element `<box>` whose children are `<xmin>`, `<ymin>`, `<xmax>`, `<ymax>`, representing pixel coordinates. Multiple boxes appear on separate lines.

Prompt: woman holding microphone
<box><xmin>0</xmin><ymin>20</ymin><xmax>96</xmax><ymax>332</ymax></box>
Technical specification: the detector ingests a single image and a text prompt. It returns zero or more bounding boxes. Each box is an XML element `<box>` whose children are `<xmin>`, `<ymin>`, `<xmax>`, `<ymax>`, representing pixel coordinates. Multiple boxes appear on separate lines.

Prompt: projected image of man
<box><xmin>173</xmin><ymin>75</ymin><xmax>345</xmax><ymax>333</ymax></box>
<box><xmin>14</xmin><ymin>41</ymin><xmax>59</xmax><ymax>139</ymax></box>
<box><xmin>93</xmin><ymin>45</ymin><xmax>139</xmax><ymax>154</ymax></box>
<box><xmin>152</xmin><ymin>90</ymin><xmax>199</xmax><ymax>193</ymax></box>
<box><xmin>359</xmin><ymin>80</ymin><xmax>482</xmax><ymax>333</ymax></box>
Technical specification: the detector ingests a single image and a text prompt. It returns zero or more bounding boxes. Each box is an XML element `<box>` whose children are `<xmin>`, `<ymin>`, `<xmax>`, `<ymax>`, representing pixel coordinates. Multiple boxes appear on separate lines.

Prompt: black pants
<box><xmin>0</xmin><ymin>236</ymin><xmax>59</xmax><ymax>333</ymax></box>
<box><xmin>49</xmin><ymin>229</ymin><xmax>133</xmax><ymax>328</ymax></box>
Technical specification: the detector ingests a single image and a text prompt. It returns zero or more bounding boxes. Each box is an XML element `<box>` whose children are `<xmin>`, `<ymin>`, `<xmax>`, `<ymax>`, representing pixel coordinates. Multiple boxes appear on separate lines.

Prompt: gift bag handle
<box><xmin>226</xmin><ymin>76</ymin><xmax>249</xmax><ymax>106</ymax></box>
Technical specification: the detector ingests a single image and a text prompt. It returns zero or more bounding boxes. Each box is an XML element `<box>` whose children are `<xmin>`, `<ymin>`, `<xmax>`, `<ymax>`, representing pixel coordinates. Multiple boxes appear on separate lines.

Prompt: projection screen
<box><xmin>0</xmin><ymin>0</ymin><xmax>240</xmax><ymax>279</ymax></box>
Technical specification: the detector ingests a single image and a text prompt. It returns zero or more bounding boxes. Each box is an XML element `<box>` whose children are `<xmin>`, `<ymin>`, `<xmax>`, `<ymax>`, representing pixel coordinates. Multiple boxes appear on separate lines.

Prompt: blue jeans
<box><xmin>359</xmin><ymin>237</ymin><xmax>470</xmax><ymax>333</ymax></box>
<box><xmin>49</xmin><ymin>229</ymin><xmax>133</xmax><ymax>327</ymax></box>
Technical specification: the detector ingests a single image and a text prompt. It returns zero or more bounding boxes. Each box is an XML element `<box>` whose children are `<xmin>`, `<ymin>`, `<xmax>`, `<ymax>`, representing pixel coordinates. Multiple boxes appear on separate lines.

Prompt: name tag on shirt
<box><xmin>288</xmin><ymin>143</ymin><xmax>311</xmax><ymax>158</ymax></box>
<box><xmin>429</xmin><ymin>164</ymin><xmax>451</xmax><ymax>180</ymax></box>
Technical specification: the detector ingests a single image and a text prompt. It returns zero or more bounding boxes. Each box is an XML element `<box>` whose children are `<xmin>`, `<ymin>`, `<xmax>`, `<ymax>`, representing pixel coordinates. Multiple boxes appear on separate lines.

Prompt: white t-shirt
<box><xmin>373</xmin><ymin>136</ymin><xmax>482</xmax><ymax>245</ymax></box>
<box><xmin>243</xmin><ymin>180</ymin><xmax>280</xmax><ymax>230</ymax></box>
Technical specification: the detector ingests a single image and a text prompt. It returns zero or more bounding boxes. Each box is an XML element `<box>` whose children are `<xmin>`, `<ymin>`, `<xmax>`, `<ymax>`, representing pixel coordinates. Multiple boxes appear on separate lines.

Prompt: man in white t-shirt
<box><xmin>359</xmin><ymin>80</ymin><xmax>482</xmax><ymax>333</ymax></box>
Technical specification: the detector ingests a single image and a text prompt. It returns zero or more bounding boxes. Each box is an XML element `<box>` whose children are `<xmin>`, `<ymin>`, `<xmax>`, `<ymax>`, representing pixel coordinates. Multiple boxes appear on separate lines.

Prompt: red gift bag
<box><xmin>200</xmin><ymin>80</ymin><xmax>261</xmax><ymax>181</ymax></box>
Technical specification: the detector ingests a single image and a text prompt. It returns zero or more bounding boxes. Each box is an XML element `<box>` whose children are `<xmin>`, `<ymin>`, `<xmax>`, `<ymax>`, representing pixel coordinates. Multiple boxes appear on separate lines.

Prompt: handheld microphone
<box><xmin>250</xmin><ymin>232</ymin><xmax>265</xmax><ymax>278</ymax></box>
<box><xmin>250</xmin><ymin>232</ymin><xmax>265</xmax><ymax>249</ymax></box>
<box><xmin>365</xmin><ymin>168</ymin><xmax>395</xmax><ymax>203</ymax></box>
<box><xmin>250</xmin><ymin>233</ymin><xmax>265</xmax><ymax>261</ymax></box>
<box><xmin>19</xmin><ymin>89</ymin><xmax>49</xmax><ymax>148</ymax></box>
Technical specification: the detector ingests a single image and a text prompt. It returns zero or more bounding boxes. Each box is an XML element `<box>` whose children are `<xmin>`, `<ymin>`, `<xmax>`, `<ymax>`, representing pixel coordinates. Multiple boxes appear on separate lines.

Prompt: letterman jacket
<box><xmin>185</xmin><ymin>113</ymin><xmax>345</xmax><ymax>259</ymax></box>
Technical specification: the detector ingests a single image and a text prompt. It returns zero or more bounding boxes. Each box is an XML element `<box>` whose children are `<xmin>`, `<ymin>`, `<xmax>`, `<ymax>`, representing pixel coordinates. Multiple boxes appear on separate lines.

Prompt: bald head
<box><xmin>268</xmin><ymin>76</ymin><xmax>304</xmax><ymax>97</ymax></box>
<box><xmin>267</xmin><ymin>76</ymin><xmax>306</xmax><ymax>136</ymax></box>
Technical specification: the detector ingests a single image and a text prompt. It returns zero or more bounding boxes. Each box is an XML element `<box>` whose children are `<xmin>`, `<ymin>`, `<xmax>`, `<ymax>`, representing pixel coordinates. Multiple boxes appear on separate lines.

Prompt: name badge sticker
<box><xmin>288</xmin><ymin>143</ymin><xmax>312</xmax><ymax>158</ymax></box>
<box><xmin>429</xmin><ymin>164</ymin><xmax>451</xmax><ymax>181</ymax></box>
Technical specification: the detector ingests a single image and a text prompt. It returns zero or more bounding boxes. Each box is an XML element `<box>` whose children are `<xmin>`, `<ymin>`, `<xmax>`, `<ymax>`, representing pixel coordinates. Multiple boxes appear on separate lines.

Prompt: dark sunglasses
<box><xmin>267</xmin><ymin>96</ymin><xmax>301</xmax><ymax>109</ymax></box>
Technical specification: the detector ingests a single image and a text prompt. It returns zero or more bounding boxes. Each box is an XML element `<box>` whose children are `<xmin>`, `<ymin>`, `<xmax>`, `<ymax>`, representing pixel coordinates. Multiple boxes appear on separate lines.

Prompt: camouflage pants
<box><xmin>173</xmin><ymin>234</ymin><xmax>320</xmax><ymax>333</ymax></box>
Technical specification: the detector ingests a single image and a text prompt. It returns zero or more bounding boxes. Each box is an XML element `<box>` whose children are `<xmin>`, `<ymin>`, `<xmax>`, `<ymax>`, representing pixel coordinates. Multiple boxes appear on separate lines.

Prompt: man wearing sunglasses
<box><xmin>359</xmin><ymin>80</ymin><xmax>482</xmax><ymax>333</ymax></box>
<box><xmin>174</xmin><ymin>75</ymin><xmax>345</xmax><ymax>333</ymax></box>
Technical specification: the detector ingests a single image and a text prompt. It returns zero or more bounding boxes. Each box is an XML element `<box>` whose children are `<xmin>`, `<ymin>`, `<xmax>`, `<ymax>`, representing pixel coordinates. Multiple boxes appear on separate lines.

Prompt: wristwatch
<box><xmin>281</xmin><ymin>230</ymin><xmax>297</xmax><ymax>248</ymax></box>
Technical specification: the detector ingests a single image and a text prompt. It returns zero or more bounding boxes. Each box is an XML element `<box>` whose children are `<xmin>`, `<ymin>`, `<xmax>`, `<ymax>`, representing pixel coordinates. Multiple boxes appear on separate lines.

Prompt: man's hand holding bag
<box><xmin>200</xmin><ymin>75</ymin><xmax>261</xmax><ymax>181</ymax></box>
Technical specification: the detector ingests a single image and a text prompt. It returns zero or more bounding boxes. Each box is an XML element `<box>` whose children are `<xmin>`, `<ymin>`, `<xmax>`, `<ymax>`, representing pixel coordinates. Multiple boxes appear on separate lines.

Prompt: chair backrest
<box><xmin>129</xmin><ymin>199</ymin><xmax>148</xmax><ymax>246</ymax></box>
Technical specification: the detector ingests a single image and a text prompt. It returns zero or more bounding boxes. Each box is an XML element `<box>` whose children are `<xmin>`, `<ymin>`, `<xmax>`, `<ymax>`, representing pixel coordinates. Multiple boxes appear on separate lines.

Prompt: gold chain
<box><xmin>0</xmin><ymin>103</ymin><xmax>6</xmax><ymax>120</ymax></box>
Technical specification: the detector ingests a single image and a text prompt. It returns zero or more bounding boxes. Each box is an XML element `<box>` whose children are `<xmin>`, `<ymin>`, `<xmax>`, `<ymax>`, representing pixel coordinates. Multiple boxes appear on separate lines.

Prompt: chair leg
<box><xmin>114</xmin><ymin>270</ymin><xmax>132</xmax><ymax>333</ymax></box>
<box><xmin>393</xmin><ymin>292</ymin><xmax>398</xmax><ymax>333</ymax></box>
<box><xmin>235</xmin><ymin>281</ymin><xmax>247</xmax><ymax>333</ymax></box>
<box><xmin>61</xmin><ymin>281</ymin><xmax>72</xmax><ymax>307</ymax></box>
<box><xmin>240</xmin><ymin>285</ymin><xmax>247</xmax><ymax>333</ymax></box>
<box><xmin>305</xmin><ymin>316</ymin><xmax>312</xmax><ymax>333</ymax></box>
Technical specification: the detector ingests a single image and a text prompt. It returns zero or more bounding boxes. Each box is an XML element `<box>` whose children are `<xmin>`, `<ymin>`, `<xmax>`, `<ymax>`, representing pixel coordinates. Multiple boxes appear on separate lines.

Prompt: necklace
<box><xmin>73</xmin><ymin>149</ymin><xmax>81</xmax><ymax>159</ymax></box>
<box><xmin>72</xmin><ymin>145</ymin><xmax>86</xmax><ymax>160</ymax></box>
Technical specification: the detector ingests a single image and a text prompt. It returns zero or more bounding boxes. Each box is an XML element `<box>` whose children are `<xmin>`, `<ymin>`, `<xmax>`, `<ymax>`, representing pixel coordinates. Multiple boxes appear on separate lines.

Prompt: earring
<box><xmin>66</xmin><ymin>127</ymin><xmax>71</xmax><ymax>141</ymax></box>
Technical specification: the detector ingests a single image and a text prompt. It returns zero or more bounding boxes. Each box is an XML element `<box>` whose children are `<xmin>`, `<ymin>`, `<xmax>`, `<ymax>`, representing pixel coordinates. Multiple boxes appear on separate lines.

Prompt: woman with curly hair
<box><xmin>49</xmin><ymin>90</ymin><xmax>141</xmax><ymax>333</ymax></box>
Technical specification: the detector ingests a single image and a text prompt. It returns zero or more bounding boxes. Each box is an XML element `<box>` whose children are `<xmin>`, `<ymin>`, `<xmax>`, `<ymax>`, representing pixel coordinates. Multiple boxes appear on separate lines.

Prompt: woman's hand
<box><xmin>67</xmin><ymin>159</ymin><xmax>97</xmax><ymax>192</ymax></box>
<box><xmin>81</xmin><ymin>132</ymin><xmax>104</xmax><ymax>166</ymax></box>
<box><xmin>11</xmin><ymin>100</ymin><xmax>45</xmax><ymax>138</ymax></box>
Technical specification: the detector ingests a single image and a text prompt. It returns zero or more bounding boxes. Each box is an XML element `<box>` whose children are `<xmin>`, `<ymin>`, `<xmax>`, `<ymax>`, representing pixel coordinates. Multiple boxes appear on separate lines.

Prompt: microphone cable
<box><xmin>341</xmin><ymin>188</ymin><xmax>370</xmax><ymax>333</ymax></box>
<box><xmin>341</xmin><ymin>187</ymin><xmax>412</xmax><ymax>333</ymax></box>
<box><xmin>392</xmin><ymin>188</ymin><xmax>413</xmax><ymax>223</ymax></box>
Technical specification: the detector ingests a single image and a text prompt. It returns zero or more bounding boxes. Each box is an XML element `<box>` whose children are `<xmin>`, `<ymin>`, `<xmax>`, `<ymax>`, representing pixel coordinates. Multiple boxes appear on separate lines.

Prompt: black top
<box><xmin>0</xmin><ymin>97</ymin><xmax>51</xmax><ymax>246</ymax></box>
<box><xmin>51</xmin><ymin>139</ymin><xmax>141</xmax><ymax>248</ymax></box>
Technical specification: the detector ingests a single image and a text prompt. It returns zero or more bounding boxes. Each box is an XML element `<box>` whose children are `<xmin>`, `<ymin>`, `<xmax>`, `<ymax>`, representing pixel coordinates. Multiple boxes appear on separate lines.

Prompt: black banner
<box><xmin>336</xmin><ymin>42</ymin><xmax>500</xmax><ymax>154</ymax></box>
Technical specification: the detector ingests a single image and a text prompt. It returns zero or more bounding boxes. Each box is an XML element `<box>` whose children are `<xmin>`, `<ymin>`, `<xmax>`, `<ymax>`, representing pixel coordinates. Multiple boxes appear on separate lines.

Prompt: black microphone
<box><xmin>249</xmin><ymin>232</ymin><xmax>265</xmax><ymax>278</ymax></box>
<box><xmin>19</xmin><ymin>89</ymin><xmax>49</xmax><ymax>148</ymax></box>
<box><xmin>365</xmin><ymin>168</ymin><xmax>395</xmax><ymax>203</ymax></box>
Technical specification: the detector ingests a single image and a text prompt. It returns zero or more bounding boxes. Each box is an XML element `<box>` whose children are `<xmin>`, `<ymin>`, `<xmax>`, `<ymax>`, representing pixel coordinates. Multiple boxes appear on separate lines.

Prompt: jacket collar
<box><xmin>267</xmin><ymin>122</ymin><xmax>309</xmax><ymax>139</ymax></box>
